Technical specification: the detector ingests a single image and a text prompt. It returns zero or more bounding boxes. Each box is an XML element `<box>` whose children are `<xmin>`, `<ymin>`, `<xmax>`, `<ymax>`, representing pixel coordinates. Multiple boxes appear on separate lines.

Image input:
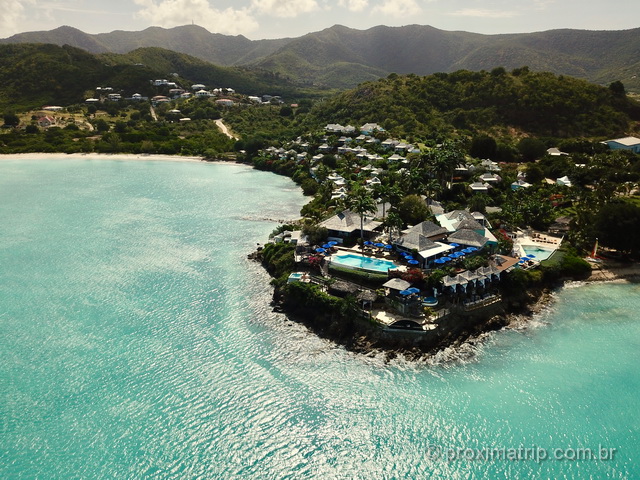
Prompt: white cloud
<box><xmin>251</xmin><ymin>0</ymin><xmax>319</xmax><ymax>18</ymax></box>
<box><xmin>338</xmin><ymin>0</ymin><xmax>369</xmax><ymax>13</ymax></box>
<box><xmin>533</xmin><ymin>0</ymin><xmax>555</xmax><ymax>9</ymax></box>
<box><xmin>449</xmin><ymin>8</ymin><xmax>518</xmax><ymax>19</ymax></box>
<box><xmin>134</xmin><ymin>0</ymin><xmax>259</xmax><ymax>35</ymax></box>
<box><xmin>372</xmin><ymin>0</ymin><xmax>421</xmax><ymax>17</ymax></box>
<box><xmin>0</xmin><ymin>0</ymin><xmax>35</xmax><ymax>36</ymax></box>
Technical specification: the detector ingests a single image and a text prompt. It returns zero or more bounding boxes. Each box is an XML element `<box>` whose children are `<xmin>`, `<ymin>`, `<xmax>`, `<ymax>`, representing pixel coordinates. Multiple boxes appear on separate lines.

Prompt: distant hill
<box><xmin>0</xmin><ymin>44</ymin><xmax>297</xmax><ymax>111</ymax></box>
<box><xmin>2</xmin><ymin>24</ymin><xmax>639</xmax><ymax>91</ymax></box>
<box><xmin>0</xmin><ymin>25</ymin><xmax>289</xmax><ymax>67</ymax></box>
<box><xmin>302</xmin><ymin>69</ymin><xmax>640</xmax><ymax>139</ymax></box>
<box><xmin>255</xmin><ymin>25</ymin><xmax>640</xmax><ymax>90</ymax></box>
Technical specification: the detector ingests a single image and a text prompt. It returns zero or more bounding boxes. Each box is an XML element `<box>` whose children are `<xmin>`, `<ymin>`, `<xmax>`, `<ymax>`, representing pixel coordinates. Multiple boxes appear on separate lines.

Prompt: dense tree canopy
<box><xmin>594</xmin><ymin>201</ymin><xmax>640</xmax><ymax>256</ymax></box>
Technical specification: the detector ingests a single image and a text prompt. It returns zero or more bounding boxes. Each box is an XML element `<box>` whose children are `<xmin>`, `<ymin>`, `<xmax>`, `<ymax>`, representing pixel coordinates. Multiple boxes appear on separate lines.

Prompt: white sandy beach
<box><xmin>0</xmin><ymin>152</ymin><xmax>210</xmax><ymax>163</ymax></box>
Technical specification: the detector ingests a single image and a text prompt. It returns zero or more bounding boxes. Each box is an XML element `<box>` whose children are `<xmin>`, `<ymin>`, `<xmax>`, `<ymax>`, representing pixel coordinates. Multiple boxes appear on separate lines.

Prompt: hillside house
<box><xmin>602</xmin><ymin>136</ymin><xmax>640</xmax><ymax>154</ymax></box>
<box><xmin>360</xmin><ymin>123</ymin><xmax>385</xmax><ymax>134</ymax></box>
<box><xmin>37</xmin><ymin>116</ymin><xmax>54</xmax><ymax>127</ymax></box>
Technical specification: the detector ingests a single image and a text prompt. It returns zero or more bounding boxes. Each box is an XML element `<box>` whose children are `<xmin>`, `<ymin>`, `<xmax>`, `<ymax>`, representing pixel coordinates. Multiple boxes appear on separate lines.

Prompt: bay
<box><xmin>1</xmin><ymin>158</ymin><xmax>638</xmax><ymax>479</ymax></box>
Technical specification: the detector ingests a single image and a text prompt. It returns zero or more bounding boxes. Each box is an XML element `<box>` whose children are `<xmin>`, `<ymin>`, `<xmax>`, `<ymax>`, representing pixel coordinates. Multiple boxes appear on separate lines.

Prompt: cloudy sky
<box><xmin>1</xmin><ymin>0</ymin><xmax>638</xmax><ymax>39</ymax></box>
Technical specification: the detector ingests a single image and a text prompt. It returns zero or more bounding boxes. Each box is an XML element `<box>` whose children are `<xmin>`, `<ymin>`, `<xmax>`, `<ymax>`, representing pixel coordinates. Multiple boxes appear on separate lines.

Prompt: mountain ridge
<box><xmin>2</xmin><ymin>24</ymin><xmax>639</xmax><ymax>91</ymax></box>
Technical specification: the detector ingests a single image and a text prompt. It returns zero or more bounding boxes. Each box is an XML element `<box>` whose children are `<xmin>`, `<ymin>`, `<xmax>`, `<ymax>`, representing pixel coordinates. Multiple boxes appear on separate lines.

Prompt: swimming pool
<box><xmin>331</xmin><ymin>254</ymin><xmax>397</xmax><ymax>273</ymax></box>
<box><xmin>520</xmin><ymin>244</ymin><xmax>557</xmax><ymax>261</ymax></box>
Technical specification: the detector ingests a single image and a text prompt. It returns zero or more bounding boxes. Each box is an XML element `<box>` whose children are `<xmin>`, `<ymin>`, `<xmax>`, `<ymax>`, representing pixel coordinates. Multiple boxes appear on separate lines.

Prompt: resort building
<box><xmin>447</xmin><ymin>229</ymin><xmax>490</xmax><ymax>249</ymax></box>
<box><xmin>436</xmin><ymin>210</ymin><xmax>498</xmax><ymax>250</ymax></box>
<box><xmin>319</xmin><ymin>210</ymin><xmax>382</xmax><ymax>239</ymax></box>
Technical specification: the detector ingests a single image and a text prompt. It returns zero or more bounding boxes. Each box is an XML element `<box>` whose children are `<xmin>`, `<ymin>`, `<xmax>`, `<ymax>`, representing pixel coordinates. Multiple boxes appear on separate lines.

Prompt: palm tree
<box><xmin>385</xmin><ymin>211</ymin><xmax>404</xmax><ymax>245</ymax></box>
<box><xmin>347</xmin><ymin>185</ymin><xmax>377</xmax><ymax>253</ymax></box>
<box><xmin>373</xmin><ymin>183</ymin><xmax>396</xmax><ymax>220</ymax></box>
<box><xmin>424</xmin><ymin>179</ymin><xmax>442</xmax><ymax>199</ymax></box>
<box><xmin>425</xmin><ymin>141</ymin><xmax>463</xmax><ymax>191</ymax></box>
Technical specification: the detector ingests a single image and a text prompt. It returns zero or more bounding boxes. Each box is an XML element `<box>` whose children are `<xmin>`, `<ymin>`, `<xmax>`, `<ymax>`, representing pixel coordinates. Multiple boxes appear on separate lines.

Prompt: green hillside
<box><xmin>98</xmin><ymin>47</ymin><xmax>298</xmax><ymax>95</ymax></box>
<box><xmin>0</xmin><ymin>44</ymin><xmax>300</xmax><ymax>111</ymax></box>
<box><xmin>300</xmin><ymin>69</ymin><xmax>640</xmax><ymax>140</ymax></box>
<box><xmin>0</xmin><ymin>43</ymin><xmax>153</xmax><ymax>111</ymax></box>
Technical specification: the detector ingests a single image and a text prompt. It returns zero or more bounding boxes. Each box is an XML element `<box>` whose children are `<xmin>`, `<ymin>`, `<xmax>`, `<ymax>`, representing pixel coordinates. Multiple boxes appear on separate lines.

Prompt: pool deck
<box><xmin>513</xmin><ymin>231</ymin><xmax>563</xmax><ymax>259</ymax></box>
<box><xmin>329</xmin><ymin>247</ymin><xmax>407</xmax><ymax>272</ymax></box>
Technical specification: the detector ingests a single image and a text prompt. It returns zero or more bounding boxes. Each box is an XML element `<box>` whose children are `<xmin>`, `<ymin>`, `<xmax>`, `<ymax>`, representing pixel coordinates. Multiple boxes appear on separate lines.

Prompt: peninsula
<box><xmin>1</xmin><ymin>46</ymin><xmax>639</xmax><ymax>359</ymax></box>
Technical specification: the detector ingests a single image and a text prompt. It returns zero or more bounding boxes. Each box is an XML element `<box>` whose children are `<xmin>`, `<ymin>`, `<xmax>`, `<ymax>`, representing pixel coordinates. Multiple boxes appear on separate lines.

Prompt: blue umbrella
<box><xmin>374</xmin><ymin>242</ymin><xmax>385</xmax><ymax>248</ymax></box>
<box><xmin>364</xmin><ymin>241</ymin><xmax>373</xmax><ymax>246</ymax></box>
<box><xmin>451</xmin><ymin>251</ymin><xmax>464</xmax><ymax>258</ymax></box>
<box><xmin>449</xmin><ymin>242</ymin><xmax>460</xmax><ymax>248</ymax></box>
<box><xmin>408</xmin><ymin>259</ymin><xmax>420</xmax><ymax>265</ymax></box>
<box><xmin>441</xmin><ymin>256</ymin><xmax>452</xmax><ymax>262</ymax></box>
<box><xmin>518</xmin><ymin>259</ymin><xmax>526</xmax><ymax>263</ymax></box>
<box><xmin>434</xmin><ymin>258</ymin><xmax>446</xmax><ymax>264</ymax></box>
<box><xmin>398</xmin><ymin>290</ymin><xmax>412</xmax><ymax>296</ymax></box>
<box><xmin>322</xmin><ymin>243</ymin><xmax>332</xmax><ymax>249</ymax></box>
<box><xmin>461</xmin><ymin>247</ymin><xmax>474</xmax><ymax>253</ymax></box>
<box><xmin>384</xmin><ymin>244</ymin><xmax>393</xmax><ymax>250</ymax></box>
<box><xmin>328</xmin><ymin>241</ymin><xmax>338</xmax><ymax>246</ymax></box>
<box><xmin>525</xmin><ymin>254</ymin><xmax>536</xmax><ymax>258</ymax></box>
<box><xmin>315</xmin><ymin>247</ymin><xmax>326</xmax><ymax>253</ymax></box>
<box><xmin>466</xmin><ymin>247</ymin><xmax>478</xmax><ymax>252</ymax></box>
<box><xmin>404</xmin><ymin>255</ymin><xmax>413</xmax><ymax>260</ymax></box>
<box><xmin>407</xmin><ymin>287</ymin><xmax>420</xmax><ymax>294</ymax></box>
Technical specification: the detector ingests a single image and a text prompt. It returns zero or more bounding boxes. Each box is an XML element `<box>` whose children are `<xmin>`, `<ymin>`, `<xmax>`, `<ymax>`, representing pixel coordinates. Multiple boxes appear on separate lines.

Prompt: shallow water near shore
<box><xmin>1</xmin><ymin>158</ymin><xmax>639</xmax><ymax>479</ymax></box>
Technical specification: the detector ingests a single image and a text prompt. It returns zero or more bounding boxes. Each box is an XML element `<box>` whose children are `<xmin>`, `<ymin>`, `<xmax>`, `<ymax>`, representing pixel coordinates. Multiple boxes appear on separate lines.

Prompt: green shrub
<box><xmin>261</xmin><ymin>242</ymin><xmax>295</xmax><ymax>278</ymax></box>
<box><xmin>328</xmin><ymin>265</ymin><xmax>388</xmax><ymax>285</ymax></box>
<box><xmin>559</xmin><ymin>254</ymin><xmax>592</xmax><ymax>279</ymax></box>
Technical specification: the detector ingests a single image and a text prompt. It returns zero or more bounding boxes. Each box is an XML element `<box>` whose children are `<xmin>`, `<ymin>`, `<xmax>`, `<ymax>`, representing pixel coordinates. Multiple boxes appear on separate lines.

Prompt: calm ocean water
<box><xmin>1</xmin><ymin>158</ymin><xmax>638</xmax><ymax>479</ymax></box>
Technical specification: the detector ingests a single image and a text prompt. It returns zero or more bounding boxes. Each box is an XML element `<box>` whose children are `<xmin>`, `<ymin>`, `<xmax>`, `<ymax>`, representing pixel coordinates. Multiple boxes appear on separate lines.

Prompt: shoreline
<box><xmin>263</xmin><ymin>254</ymin><xmax>639</xmax><ymax>363</ymax></box>
<box><xmin>583</xmin><ymin>261</ymin><xmax>640</xmax><ymax>283</ymax></box>
<box><xmin>0</xmin><ymin>152</ymin><xmax>244</xmax><ymax>165</ymax></box>
<box><xmin>4</xmin><ymin>152</ymin><xmax>637</xmax><ymax>362</ymax></box>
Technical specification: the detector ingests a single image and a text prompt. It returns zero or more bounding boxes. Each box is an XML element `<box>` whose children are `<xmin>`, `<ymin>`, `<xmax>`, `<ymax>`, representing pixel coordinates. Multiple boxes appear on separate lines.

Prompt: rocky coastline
<box><xmin>251</xmin><ymin>247</ymin><xmax>576</xmax><ymax>362</ymax></box>
<box><xmin>251</xmin><ymin>240</ymin><xmax>640</xmax><ymax>362</ymax></box>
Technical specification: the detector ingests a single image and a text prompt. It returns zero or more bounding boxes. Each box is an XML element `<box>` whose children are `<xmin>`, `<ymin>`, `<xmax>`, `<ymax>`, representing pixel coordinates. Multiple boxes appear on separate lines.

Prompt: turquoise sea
<box><xmin>1</xmin><ymin>158</ymin><xmax>638</xmax><ymax>479</ymax></box>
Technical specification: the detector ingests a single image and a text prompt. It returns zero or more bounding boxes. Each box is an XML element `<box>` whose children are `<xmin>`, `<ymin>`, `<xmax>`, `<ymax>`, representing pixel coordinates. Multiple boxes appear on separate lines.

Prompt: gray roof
<box><xmin>441</xmin><ymin>265</ymin><xmax>500</xmax><ymax>288</ymax></box>
<box><xmin>447</xmin><ymin>229</ymin><xmax>488</xmax><ymax>248</ymax></box>
<box><xmin>374</xmin><ymin>202</ymin><xmax>392</xmax><ymax>218</ymax></box>
<box><xmin>453</xmin><ymin>218</ymin><xmax>485</xmax><ymax>232</ymax></box>
<box><xmin>319</xmin><ymin>210</ymin><xmax>382</xmax><ymax>234</ymax></box>
<box><xmin>394</xmin><ymin>231</ymin><xmax>437</xmax><ymax>251</ymax></box>
<box><xmin>407</xmin><ymin>220</ymin><xmax>449</xmax><ymax>238</ymax></box>
<box><xmin>383</xmin><ymin>278</ymin><xmax>411</xmax><ymax>290</ymax></box>
<box><xmin>445</xmin><ymin>210</ymin><xmax>475</xmax><ymax>222</ymax></box>
<box><xmin>329</xmin><ymin>281</ymin><xmax>359</xmax><ymax>295</ymax></box>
